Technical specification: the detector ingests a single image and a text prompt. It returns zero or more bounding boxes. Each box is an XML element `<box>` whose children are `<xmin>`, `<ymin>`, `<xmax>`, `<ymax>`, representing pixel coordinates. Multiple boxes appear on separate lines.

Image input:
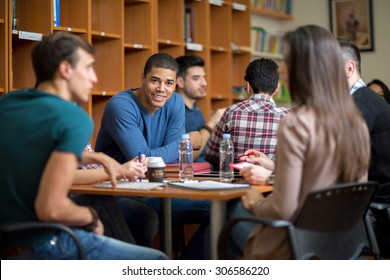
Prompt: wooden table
<box><xmin>70</xmin><ymin>182</ymin><xmax>272</xmax><ymax>259</ymax></box>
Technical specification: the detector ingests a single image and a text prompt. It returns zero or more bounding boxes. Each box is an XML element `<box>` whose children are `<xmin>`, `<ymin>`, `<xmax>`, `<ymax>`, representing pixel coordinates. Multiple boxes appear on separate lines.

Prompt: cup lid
<box><xmin>147</xmin><ymin>157</ymin><xmax>166</xmax><ymax>167</ymax></box>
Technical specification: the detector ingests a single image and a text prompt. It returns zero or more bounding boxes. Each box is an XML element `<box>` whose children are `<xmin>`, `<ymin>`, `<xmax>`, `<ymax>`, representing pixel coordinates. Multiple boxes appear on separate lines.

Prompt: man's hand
<box><xmin>81</xmin><ymin>151</ymin><xmax>141</xmax><ymax>187</ymax></box>
<box><xmin>207</xmin><ymin>108</ymin><xmax>226</xmax><ymax>130</ymax></box>
<box><xmin>188</xmin><ymin>131</ymin><xmax>202</xmax><ymax>151</ymax></box>
<box><xmin>122</xmin><ymin>155</ymin><xmax>148</xmax><ymax>181</ymax></box>
<box><xmin>93</xmin><ymin>219</ymin><xmax>104</xmax><ymax>235</ymax></box>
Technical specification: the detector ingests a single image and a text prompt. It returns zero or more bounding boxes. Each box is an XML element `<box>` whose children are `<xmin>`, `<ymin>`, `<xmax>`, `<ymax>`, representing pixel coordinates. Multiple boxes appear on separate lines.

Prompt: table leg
<box><xmin>160</xmin><ymin>197</ymin><xmax>172</xmax><ymax>259</ymax></box>
<box><xmin>210</xmin><ymin>200</ymin><xmax>226</xmax><ymax>260</ymax></box>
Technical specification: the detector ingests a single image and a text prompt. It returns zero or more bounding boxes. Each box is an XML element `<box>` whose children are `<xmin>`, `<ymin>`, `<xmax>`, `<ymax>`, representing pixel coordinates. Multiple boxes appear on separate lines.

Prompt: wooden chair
<box><xmin>218</xmin><ymin>181</ymin><xmax>380</xmax><ymax>260</ymax></box>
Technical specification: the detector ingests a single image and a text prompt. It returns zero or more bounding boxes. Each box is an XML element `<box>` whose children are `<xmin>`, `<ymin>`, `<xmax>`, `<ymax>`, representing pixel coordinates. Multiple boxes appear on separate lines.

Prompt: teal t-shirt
<box><xmin>0</xmin><ymin>89</ymin><xmax>92</xmax><ymax>245</ymax></box>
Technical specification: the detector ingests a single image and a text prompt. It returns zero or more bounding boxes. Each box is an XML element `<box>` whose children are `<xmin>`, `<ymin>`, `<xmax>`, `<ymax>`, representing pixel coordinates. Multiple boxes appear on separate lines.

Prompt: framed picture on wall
<box><xmin>329</xmin><ymin>0</ymin><xmax>374</xmax><ymax>51</ymax></box>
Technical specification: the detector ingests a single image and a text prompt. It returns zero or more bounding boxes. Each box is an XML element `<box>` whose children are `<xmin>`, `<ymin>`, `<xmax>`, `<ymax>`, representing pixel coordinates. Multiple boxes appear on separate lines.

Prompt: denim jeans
<box><xmin>8</xmin><ymin>229</ymin><xmax>168</xmax><ymax>260</ymax></box>
<box><xmin>115</xmin><ymin>196</ymin><xmax>160</xmax><ymax>247</ymax></box>
<box><xmin>117</xmin><ymin>196</ymin><xmax>210</xmax><ymax>259</ymax></box>
<box><xmin>224</xmin><ymin>199</ymin><xmax>256</xmax><ymax>258</ymax></box>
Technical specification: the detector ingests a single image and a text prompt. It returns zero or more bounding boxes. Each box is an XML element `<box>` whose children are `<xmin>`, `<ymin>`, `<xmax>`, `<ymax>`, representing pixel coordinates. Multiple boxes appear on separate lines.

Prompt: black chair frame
<box><xmin>0</xmin><ymin>222</ymin><xmax>84</xmax><ymax>260</ymax></box>
<box><xmin>218</xmin><ymin>181</ymin><xmax>380</xmax><ymax>260</ymax></box>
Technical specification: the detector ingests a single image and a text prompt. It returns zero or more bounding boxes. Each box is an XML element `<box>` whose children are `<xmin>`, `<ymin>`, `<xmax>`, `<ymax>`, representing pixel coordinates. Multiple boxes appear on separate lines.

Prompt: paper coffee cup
<box><xmin>147</xmin><ymin>157</ymin><xmax>166</xmax><ymax>182</ymax></box>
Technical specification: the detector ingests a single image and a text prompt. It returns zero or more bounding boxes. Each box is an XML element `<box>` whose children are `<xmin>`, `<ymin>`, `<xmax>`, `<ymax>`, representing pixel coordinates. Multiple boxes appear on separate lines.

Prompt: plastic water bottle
<box><xmin>219</xmin><ymin>133</ymin><xmax>234</xmax><ymax>182</ymax></box>
<box><xmin>179</xmin><ymin>133</ymin><xmax>193</xmax><ymax>181</ymax></box>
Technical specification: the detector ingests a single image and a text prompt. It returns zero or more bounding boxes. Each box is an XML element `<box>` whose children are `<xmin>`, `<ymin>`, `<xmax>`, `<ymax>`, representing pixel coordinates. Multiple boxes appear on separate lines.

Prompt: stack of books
<box><xmin>165</xmin><ymin>162</ymin><xmax>211</xmax><ymax>175</ymax></box>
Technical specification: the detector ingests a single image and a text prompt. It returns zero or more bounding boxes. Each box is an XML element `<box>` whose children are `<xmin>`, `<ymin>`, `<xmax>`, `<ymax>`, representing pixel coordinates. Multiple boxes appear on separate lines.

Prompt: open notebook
<box><xmin>95</xmin><ymin>180</ymin><xmax>165</xmax><ymax>190</ymax></box>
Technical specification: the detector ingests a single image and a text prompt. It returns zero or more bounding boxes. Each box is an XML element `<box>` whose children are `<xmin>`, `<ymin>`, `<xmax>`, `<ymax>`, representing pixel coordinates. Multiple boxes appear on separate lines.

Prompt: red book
<box><xmin>165</xmin><ymin>162</ymin><xmax>211</xmax><ymax>174</ymax></box>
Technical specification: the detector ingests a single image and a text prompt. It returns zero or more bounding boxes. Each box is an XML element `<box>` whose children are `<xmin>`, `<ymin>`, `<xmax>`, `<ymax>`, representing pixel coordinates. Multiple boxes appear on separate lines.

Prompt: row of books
<box><xmin>251</xmin><ymin>27</ymin><xmax>284</xmax><ymax>55</ymax></box>
<box><xmin>165</xmin><ymin>162</ymin><xmax>211</xmax><ymax>175</ymax></box>
<box><xmin>11</xmin><ymin>0</ymin><xmax>60</xmax><ymax>30</ymax></box>
<box><xmin>233</xmin><ymin>82</ymin><xmax>290</xmax><ymax>102</ymax></box>
<box><xmin>251</xmin><ymin>0</ymin><xmax>292</xmax><ymax>15</ymax></box>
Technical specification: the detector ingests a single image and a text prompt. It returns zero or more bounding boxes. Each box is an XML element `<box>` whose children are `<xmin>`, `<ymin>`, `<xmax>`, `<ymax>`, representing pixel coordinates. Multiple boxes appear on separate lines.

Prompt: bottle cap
<box><xmin>222</xmin><ymin>133</ymin><xmax>231</xmax><ymax>139</ymax></box>
<box><xmin>182</xmin><ymin>134</ymin><xmax>190</xmax><ymax>139</ymax></box>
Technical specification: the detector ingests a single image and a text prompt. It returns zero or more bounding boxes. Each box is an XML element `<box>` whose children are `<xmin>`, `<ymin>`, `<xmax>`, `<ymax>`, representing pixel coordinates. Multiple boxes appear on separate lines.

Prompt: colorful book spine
<box><xmin>252</xmin><ymin>0</ymin><xmax>292</xmax><ymax>15</ymax></box>
<box><xmin>53</xmin><ymin>0</ymin><xmax>60</xmax><ymax>27</ymax></box>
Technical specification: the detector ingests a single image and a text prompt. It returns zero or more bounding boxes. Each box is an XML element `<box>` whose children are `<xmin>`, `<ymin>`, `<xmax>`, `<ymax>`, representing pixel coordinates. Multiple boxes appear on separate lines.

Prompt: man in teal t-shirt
<box><xmin>0</xmin><ymin>31</ymin><xmax>167</xmax><ymax>260</ymax></box>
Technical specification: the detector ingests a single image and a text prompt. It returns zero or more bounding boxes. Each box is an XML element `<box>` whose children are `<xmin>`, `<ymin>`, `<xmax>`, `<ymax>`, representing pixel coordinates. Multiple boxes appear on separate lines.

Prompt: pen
<box><xmin>138</xmin><ymin>151</ymin><xmax>142</xmax><ymax>182</ymax></box>
<box><xmin>238</xmin><ymin>151</ymin><xmax>256</xmax><ymax>158</ymax></box>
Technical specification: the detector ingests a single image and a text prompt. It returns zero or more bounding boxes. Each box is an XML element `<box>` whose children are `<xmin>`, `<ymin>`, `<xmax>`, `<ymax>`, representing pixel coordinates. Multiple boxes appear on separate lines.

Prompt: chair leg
<box><xmin>365</xmin><ymin>211</ymin><xmax>381</xmax><ymax>260</ymax></box>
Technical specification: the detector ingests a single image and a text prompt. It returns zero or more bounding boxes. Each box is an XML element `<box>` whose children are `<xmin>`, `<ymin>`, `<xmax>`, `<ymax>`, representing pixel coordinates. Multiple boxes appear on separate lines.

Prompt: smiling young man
<box><xmin>96</xmin><ymin>53</ymin><xmax>201</xmax><ymax>163</ymax></box>
<box><xmin>95</xmin><ymin>53</ymin><xmax>209</xmax><ymax>259</ymax></box>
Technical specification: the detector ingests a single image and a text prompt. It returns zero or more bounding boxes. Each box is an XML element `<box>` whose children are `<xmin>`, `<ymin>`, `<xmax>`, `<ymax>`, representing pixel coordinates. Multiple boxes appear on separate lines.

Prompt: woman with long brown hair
<box><xmin>226</xmin><ymin>25</ymin><xmax>370</xmax><ymax>259</ymax></box>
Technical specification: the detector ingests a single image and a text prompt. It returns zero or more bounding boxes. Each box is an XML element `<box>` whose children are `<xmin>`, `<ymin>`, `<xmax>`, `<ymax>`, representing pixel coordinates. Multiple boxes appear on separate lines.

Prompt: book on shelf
<box><xmin>53</xmin><ymin>0</ymin><xmax>60</xmax><ymax>27</ymax></box>
<box><xmin>12</xmin><ymin>0</ymin><xmax>17</xmax><ymax>30</ymax></box>
<box><xmin>251</xmin><ymin>26</ymin><xmax>284</xmax><ymax>56</ymax></box>
<box><xmin>165</xmin><ymin>162</ymin><xmax>211</xmax><ymax>174</ymax></box>
<box><xmin>232</xmin><ymin>85</ymin><xmax>247</xmax><ymax>100</ymax></box>
<box><xmin>251</xmin><ymin>0</ymin><xmax>292</xmax><ymax>15</ymax></box>
<box><xmin>184</xmin><ymin>7</ymin><xmax>194</xmax><ymax>43</ymax></box>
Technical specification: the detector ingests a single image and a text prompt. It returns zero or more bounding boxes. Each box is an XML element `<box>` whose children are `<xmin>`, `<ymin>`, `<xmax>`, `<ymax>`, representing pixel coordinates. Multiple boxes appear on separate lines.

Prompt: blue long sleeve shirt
<box><xmin>95</xmin><ymin>89</ymin><xmax>185</xmax><ymax>164</ymax></box>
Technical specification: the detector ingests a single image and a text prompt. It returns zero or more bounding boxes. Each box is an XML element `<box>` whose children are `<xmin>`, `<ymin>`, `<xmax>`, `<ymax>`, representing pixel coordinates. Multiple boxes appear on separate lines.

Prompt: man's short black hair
<box><xmin>244</xmin><ymin>58</ymin><xmax>279</xmax><ymax>95</ymax></box>
<box><xmin>176</xmin><ymin>55</ymin><xmax>205</xmax><ymax>78</ymax></box>
<box><xmin>143</xmin><ymin>53</ymin><xmax>179</xmax><ymax>77</ymax></box>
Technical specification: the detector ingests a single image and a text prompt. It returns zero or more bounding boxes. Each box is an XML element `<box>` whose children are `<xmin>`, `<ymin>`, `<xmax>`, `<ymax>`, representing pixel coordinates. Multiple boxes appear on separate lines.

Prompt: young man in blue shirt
<box><xmin>96</xmin><ymin>53</ymin><xmax>209</xmax><ymax>259</ymax></box>
<box><xmin>96</xmin><ymin>53</ymin><xmax>201</xmax><ymax>163</ymax></box>
<box><xmin>176</xmin><ymin>55</ymin><xmax>225</xmax><ymax>162</ymax></box>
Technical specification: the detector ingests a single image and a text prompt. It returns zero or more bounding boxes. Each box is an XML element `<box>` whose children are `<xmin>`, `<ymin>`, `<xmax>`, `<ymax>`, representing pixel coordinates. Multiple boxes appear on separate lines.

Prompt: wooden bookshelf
<box><xmin>231</xmin><ymin>0</ymin><xmax>251</xmax><ymax>104</ymax></box>
<box><xmin>251</xmin><ymin>6</ymin><xmax>293</xmax><ymax>20</ymax></box>
<box><xmin>250</xmin><ymin>0</ymin><xmax>293</xmax><ymax>106</ymax></box>
<box><xmin>2</xmin><ymin>0</ymin><xmax>255</xmax><ymax>145</ymax></box>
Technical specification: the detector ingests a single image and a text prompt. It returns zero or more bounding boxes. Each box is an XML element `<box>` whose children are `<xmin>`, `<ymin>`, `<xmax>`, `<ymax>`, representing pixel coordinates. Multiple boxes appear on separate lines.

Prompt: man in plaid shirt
<box><xmin>205</xmin><ymin>58</ymin><xmax>290</xmax><ymax>169</ymax></box>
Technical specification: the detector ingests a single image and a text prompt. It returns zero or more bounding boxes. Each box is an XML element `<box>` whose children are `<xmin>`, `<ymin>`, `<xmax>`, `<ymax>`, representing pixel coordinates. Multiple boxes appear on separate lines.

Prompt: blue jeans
<box><xmin>116</xmin><ymin>196</ymin><xmax>160</xmax><ymax>247</ymax></box>
<box><xmin>118</xmin><ymin>196</ymin><xmax>210</xmax><ymax>259</ymax></box>
<box><xmin>225</xmin><ymin>199</ymin><xmax>257</xmax><ymax>258</ymax></box>
<box><xmin>7</xmin><ymin>229</ymin><xmax>168</xmax><ymax>260</ymax></box>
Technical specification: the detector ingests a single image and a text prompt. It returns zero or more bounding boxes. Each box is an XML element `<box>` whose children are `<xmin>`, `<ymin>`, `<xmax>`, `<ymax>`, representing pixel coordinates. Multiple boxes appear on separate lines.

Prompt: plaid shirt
<box><xmin>78</xmin><ymin>143</ymin><xmax>103</xmax><ymax>170</ymax></box>
<box><xmin>205</xmin><ymin>94</ymin><xmax>290</xmax><ymax>161</ymax></box>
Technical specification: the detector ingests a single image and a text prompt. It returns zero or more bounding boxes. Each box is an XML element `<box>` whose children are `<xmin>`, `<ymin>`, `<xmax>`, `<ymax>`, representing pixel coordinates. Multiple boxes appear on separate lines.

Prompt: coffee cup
<box><xmin>147</xmin><ymin>157</ymin><xmax>166</xmax><ymax>182</ymax></box>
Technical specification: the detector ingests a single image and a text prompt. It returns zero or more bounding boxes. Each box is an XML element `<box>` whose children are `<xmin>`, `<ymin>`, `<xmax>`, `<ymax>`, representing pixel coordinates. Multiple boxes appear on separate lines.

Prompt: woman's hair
<box><xmin>367</xmin><ymin>79</ymin><xmax>390</xmax><ymax>104</ymax></box>
<box><xmin>283</xmin><ymin>25</ymin><xmax>369</xmax><ymax>182</ymax></box>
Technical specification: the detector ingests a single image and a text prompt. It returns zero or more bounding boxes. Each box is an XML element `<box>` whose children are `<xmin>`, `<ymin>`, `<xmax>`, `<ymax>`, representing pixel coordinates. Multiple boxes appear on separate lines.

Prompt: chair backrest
<box><xmin>289</xmin><ymin>181</ymin><xmax>378</xmax><ymax>259</ymax></box>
